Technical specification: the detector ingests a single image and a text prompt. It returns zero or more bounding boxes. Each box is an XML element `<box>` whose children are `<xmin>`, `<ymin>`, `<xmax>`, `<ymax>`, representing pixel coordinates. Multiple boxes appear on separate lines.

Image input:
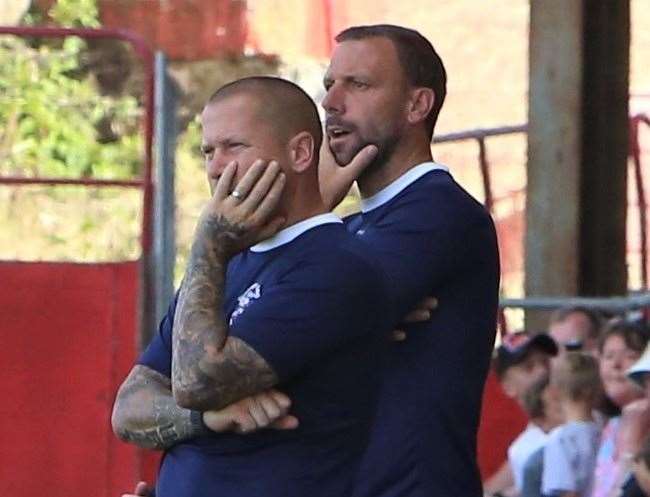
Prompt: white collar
<box><xmin>250</xmin><ymin>213</ymin><xmax>342</xmax><ymax>252</ymax></box>
<box><xmin>360</xmin><ymin>162</ymin><xmax>449</xmax><ymax>213</ymax></box>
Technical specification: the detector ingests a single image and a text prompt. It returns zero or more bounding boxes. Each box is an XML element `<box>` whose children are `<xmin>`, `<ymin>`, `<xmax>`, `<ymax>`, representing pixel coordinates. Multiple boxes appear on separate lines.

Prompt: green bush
<box><xmin>0</xmin><ymin>0</ymin><xmax>143</xmax><ymax>261</ymax></box>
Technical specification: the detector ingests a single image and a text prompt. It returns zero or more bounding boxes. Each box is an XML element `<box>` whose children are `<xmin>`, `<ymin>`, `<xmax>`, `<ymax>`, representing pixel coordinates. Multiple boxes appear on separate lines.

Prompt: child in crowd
<box><xmin>542</xmin><ymin>352</ymin><xmax>603</xmax><ymax>497</ymax></box>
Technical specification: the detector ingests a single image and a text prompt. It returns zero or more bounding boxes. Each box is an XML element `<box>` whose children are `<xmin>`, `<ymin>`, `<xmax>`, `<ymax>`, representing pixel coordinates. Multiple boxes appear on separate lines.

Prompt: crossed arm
<box><xmin>111</xmin><ymin>364</ymin><xmax>297</xmax><ymax>450</ymax></box>
<box><xmin>112</xmin><ymin>365</ymin><xmax>200</xmax><ymax>450</ymax></box>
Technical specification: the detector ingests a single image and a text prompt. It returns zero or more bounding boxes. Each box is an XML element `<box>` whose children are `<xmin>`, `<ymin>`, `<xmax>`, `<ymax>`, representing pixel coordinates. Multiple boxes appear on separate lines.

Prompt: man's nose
<box><xmin>205</xmin><ymin>151</ymin><xmax>229</xmax><ymax>180</ymax></box>
<box><xmin>322</xmin><ymin>84</ymin><xmax>344</xmax><ymax>115</ymax></box>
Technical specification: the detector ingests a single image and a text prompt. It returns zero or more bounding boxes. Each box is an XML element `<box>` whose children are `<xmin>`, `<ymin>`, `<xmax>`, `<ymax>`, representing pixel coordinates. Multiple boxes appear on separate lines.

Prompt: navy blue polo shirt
<box><xmin>138</xmin><ymin>213</ymin><xmax>390</xmax><ymax>497</ymax></box>
<box><xmin>347</xmin><ymin>163</ymin><xmax>500</xmax><ymax>497</ymax></box>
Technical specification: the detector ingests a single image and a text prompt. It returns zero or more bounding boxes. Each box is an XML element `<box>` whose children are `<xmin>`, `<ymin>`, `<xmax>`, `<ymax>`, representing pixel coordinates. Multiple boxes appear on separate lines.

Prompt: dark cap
<box><xmin>494</xmin><ymin>331</ymin><xmax>558</xmax><ymax>378</ymax></box>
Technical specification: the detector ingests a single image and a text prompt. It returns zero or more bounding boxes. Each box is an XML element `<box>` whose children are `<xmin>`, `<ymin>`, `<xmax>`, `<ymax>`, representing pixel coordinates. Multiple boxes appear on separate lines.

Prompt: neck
<box><xmin>283</xmin><ymin>204</ymin><xmax>328</xmax><ymax>228</ymax></box>
<box><xmin>563</xmin><ymin>400</ymin><xmax>593</xmax><ymax>423</ymax></box>
<box><xmin>357</xmin><ymin>133</ymin><xmax>433</xmax><ymax>198</ymax></box>
<box><xmin>282</xmin><ymin>180</ymin><xmax>328</xmax><ymax>228</ymax></box>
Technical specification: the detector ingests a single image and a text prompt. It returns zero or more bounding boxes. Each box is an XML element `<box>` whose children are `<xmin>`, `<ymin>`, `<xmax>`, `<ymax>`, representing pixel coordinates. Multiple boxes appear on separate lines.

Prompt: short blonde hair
<box><xmin>551</xmin><ymin>352</ymin><xmax>603</xmax><ymax>404</ymax></box>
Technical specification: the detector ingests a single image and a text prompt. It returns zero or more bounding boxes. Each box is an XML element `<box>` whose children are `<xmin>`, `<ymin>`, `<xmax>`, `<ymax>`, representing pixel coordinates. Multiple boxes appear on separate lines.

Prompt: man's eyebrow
<box><xmin>325</xmin><ymin>73</ymin><xmax>370</xmax><ymax>84</ymax></box>
<box><xmin>200</xmin><ymin>136</ymin><xmax>244</xmax><ymax>151</ymax></box>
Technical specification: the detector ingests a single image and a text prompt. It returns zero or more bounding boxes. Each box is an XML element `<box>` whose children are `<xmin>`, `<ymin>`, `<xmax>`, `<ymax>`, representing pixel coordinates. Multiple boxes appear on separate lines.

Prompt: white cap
<box><xmin>627</xmin><ymin>343</ymin><xmax>650</xmax><ymax>387</ymax></box>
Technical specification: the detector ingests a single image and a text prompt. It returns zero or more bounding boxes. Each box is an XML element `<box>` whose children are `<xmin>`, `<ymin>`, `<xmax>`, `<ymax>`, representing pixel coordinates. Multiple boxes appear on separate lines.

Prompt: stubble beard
<box><xmin>329</xmin><ymin>132</ymin><xmax>399</xmax><ymax>178</ymax></box>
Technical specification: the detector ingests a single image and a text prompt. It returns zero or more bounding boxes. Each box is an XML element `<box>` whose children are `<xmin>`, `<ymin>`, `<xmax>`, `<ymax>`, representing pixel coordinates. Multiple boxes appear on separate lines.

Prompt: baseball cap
<box><xmin>494</xmin><ymin>331</ymin><xmax>558</xmax><ymax>378</ymax></box>
<box><xmin>627</xmin><ymin>343</ymin><xmax>650</xmax><ymax>387</ymax></box>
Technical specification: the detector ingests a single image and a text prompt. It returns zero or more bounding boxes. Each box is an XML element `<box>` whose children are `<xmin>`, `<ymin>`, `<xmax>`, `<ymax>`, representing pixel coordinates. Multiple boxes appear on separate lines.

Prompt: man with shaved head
<box><xmin>112</xmin><ymin>76</ymin><xmax>391</xmax><ymax>497</ymax></box>
<box><xmin>206</xmin><ymin>77</ymin><xmax>324</xmax><ymax>147</ymax></box>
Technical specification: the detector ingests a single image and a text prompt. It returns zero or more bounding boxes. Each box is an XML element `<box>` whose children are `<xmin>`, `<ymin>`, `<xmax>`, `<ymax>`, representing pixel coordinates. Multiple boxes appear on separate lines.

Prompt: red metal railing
<box><xmin>0</xmin><ymin>26</ymin><xmax>155</xmax><ymax>258</ymax></box>
<box><xmin>0</xmin><ymin>26</ymin><xmax>158</xmax><ymax>496</ymax></box>
<box><xmin>433</xmin><ymin>125</ymin><xmax>526</xmax><ymax>334</ymax></box>
<box><xmin>630</xmin><ymin>114</ymin><xmax>650</xmax><ymax>288</ymax></box>
<box><xmin>433</xmin><ymin>124</ymin><xmax>527</xmax><ymax>215</ymax></box>
<box><xmin>433</xmin><ymin>116</ymin><xmax>650</xmax><ymax>333</ymax></box>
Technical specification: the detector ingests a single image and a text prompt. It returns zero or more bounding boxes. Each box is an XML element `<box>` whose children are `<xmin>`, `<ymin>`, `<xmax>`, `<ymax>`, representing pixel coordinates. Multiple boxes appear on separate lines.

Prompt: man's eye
<box><xmin>353</xmin><ymin>81</ymin><xmax>368</xmax><ymax>89</ymax></box>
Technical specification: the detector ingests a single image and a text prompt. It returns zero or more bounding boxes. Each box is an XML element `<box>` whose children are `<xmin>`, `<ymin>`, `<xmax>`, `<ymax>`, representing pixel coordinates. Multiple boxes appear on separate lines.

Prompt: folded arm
<box><xmin>112</xmin><ymin>365</ymin><xmax>297</xmax><ymax>450</ymax></box>
<box><xmin>112</xmin><ymin>365</ymin><xmax>201</xmax><ymax>450</ymax></box>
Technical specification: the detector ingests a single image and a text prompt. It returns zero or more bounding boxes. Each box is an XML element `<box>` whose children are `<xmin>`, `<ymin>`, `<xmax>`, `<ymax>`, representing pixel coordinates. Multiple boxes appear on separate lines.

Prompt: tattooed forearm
<box><xmin>112</xmin><ymin>365</ymin><xmax>206</xmax><ymax>450</ymax></box>
<box><xmin>172</xmin><ymin>215</ymin><xmax>278</xmax><ymax>411</ymax></box>
<box><xmin>174</xmin><ymin>336</ymin><xmax>278</xmax><ymax>411</ymax></box>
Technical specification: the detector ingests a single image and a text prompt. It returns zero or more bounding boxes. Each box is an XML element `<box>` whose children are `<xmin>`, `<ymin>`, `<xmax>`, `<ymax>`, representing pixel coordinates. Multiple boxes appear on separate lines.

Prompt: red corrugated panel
<box><xmin>0</xmin><ymin>261</ymin><xmax>159</xmax><ymax>497</ymax></box>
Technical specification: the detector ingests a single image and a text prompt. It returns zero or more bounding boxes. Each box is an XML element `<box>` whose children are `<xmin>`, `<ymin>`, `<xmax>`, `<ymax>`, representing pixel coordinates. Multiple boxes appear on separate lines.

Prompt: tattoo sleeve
<box><xmin>111</xmin><ymin>365</ymin><xmax>206</xmax><ymax>450</ymax></box>
<box><xmin>171</xmin><ymin>215</ymin><xmax>278</xmax><ymax>411</ymax></box>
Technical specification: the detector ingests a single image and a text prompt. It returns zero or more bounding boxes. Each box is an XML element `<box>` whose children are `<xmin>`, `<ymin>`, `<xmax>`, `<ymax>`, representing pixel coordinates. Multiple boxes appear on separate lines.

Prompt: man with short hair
<box><xmin>494</xmin><ymin>332</ymin><xmax>558</xmax><ymax>404</ymax></box>
<box><xmin>112</xmin><ymin>76</ymin><xmax>391</xmax><ymax>497</ymax></box>
<box><xmin>548</xmin><ymin>306</ymin><xmax>603</xmax><ymax>355</ymax></box>
<box><xmin>319</xmin><ymin>24</ymin><xmax>500</xmax><ymax>497</ymax></box>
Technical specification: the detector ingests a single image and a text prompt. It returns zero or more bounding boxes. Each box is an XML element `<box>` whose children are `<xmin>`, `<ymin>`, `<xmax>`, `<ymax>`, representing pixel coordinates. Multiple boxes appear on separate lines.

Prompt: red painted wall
<box><xmin>0</xmin><ymin>261</ymin><xmax>159</xmax><ymax>497</ymax></box>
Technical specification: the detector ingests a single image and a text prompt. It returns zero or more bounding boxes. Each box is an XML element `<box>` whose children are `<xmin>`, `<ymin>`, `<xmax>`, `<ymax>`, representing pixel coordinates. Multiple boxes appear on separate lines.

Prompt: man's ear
<box><xmin>288</xmin><ymin>131</ymin><xmax>315</xmax><ymax>173</ymax></box>
<box><xmin>407</xmin><ymin>87</ymin><xmax>435</xmax><ymax>126</ymax></box>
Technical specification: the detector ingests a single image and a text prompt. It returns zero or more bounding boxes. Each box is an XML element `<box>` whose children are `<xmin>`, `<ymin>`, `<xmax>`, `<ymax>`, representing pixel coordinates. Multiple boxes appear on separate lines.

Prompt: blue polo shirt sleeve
<box><xmin>137</xmin><ymin>294</ymin><xmax>177</xmax><ymax>378</ymax></box>
<box><xmin>228</xmin><ymin>253</ymin><xmax>386</xmax><ymax>382</ymax></box>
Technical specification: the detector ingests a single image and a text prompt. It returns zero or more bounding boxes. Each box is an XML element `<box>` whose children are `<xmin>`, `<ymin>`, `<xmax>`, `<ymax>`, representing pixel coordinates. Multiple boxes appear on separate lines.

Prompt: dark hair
<box><xmin>598</xmin><ymin>320</ymin><xmax>649</xmax><ymax>354</ymax></box>
<box><xmin>208</xmin><ymin>76</ymin><xmax>323</xmax><ymax>151</ymax></box>
<box><xmin>550</xmin><ymin>306</ymin><xmax>604</xmax><ymax>340</ymax></box>
<box><xmin>522</xmin><ymin>375</ymin><xmax>549</xmax><ymax>419</ymax></box>
<box><xmin>335</xmin><ymin>24</ymin><xmax>447</xmax><ymax>140</ymax></box>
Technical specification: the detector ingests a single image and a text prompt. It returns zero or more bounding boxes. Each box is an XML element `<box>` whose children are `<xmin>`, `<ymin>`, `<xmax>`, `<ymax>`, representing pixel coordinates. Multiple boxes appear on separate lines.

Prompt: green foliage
<box><xmin>0</xmin><ymin>0</ymin><xmax>141</xmax><ymax>180</ymax></box>
<box><xmin>0</xmin><ymin>0</ymin><xmax>144</xmax><ymax>262</ymax></box>
<box><xmin>49</xmin><ymin>0</ymin><xmax>101</xmax><ymax>28</ymax></box>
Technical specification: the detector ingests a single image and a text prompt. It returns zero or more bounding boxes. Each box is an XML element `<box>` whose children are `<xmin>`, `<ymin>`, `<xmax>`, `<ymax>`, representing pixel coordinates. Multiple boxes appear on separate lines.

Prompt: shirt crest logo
<box><xmin>229</xmin><ymin>283</ymin><xmax>262</xmax><ymax>325</ymax></box>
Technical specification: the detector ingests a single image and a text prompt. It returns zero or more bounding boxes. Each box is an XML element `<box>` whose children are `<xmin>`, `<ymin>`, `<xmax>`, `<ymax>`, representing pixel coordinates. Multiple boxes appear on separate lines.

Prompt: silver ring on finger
<box><xmin>230</xmin><ymin>189</ymin><xmax>244</xmax><ymax>201</ymax></box>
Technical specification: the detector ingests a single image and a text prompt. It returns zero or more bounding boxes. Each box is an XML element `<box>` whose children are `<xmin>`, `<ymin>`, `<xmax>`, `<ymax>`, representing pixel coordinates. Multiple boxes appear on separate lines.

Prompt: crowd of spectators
<box><xmin>484</xmin><ymin>307</ymin><xmax>650</xmax><ymax>497</ymax></box>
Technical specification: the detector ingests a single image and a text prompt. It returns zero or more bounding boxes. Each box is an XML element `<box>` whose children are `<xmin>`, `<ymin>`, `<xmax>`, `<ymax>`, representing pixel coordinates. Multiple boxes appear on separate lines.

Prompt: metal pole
<box><xmin>152</xmin><ymin>51</ymin><xmax>177</xmax><ymax>342</ymax></box>
<box><xmin>500</xmin><ymin>293</ymin><xmax>650</xmax><ymax>312</ymax></box>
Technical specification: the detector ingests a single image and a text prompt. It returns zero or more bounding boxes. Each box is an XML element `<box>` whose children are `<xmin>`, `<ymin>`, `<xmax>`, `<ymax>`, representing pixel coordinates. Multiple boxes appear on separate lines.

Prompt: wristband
<box><xmin>190</xmin><ymin>410</ymin><xmax>211</xmax><ymax>436</ymax></box>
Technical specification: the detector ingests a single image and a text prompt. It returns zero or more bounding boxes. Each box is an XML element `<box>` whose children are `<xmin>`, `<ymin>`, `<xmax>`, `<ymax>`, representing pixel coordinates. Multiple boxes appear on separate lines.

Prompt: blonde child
<box><xmin>542</xmin><ymin>352</ymin><xmax>603</xmax><ymax>497</ymax></box>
